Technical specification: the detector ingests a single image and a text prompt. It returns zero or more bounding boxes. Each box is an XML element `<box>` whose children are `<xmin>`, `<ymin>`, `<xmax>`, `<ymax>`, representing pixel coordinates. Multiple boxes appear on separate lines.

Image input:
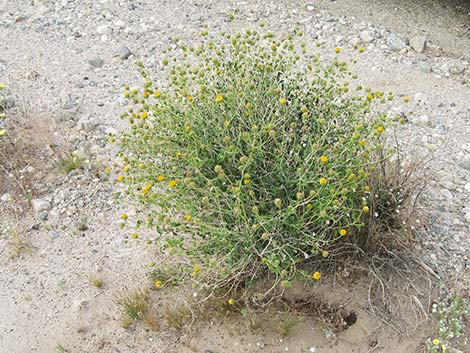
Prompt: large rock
<box><xmin>118</xmin><ymin>46</ymin><xmax>132</xmax><ymax>60</ymax></box>
<box><xmin>410</xmin><ymin>36</ymin><xmax>426</xmax><ymax>53</ymax></box>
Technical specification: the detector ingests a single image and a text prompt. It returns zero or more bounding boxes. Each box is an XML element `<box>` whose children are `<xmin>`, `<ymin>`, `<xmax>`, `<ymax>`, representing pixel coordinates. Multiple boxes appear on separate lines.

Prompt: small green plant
<box><xmin>426</xmin><ymin>295</ymin><xmax>469</xmax><ymax>352</ymax></box>
<box><xmin>114</xmin><ymin>288</ymin><xmax>149</xmax><ymax>326</ymax></box>
<box><xmin>115</xmin><ymin>28</ymin><xmax>414</xmax><ymax>301</ymax></box>
<box><xmin>5</xmin><ymin>227</ymin><xmax>31</xmax><ymax>259</ymax></box>
<box><xmin>55</xmin><ymin>343</ymin><xmax>66</xmax><ymax>353</ymax></box>
<box><xmin>277</xmin><ymin>316</ymin><xmax>302</xmax><ymax>337</ymax></box>
<box><xmin>56</xmin><ymin>150</ymin><xmax>85</xmax><ymax>173</ymax></box>
<box><xmin>87</xmin><ymin>274</ymin><xmax>103</xmax><ymax>288</ymax></box>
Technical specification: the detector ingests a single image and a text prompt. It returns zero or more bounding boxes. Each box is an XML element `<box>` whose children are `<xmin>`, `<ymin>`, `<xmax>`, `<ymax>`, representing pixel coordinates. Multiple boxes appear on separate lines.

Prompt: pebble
<box><xmin>464</xmin><ymin>183</ymin><xmax>470</xmax><ymax>192</ymax></box>
<box><xmin>446</xmin><ymin>348</ymin><xmax>464</xmax><ymax>353</ymax></box>
<box><xmin>409</xmin><ymin>35</ymin><xmax>426</xmax><ymax>53</ymax></box>
<box><xmin>31</xmin><ymin>199</ymin><xmax>51</xmax><ymax>213</ymax></box>
<box><xmin>457</xmin><ymin>160</ymin><xmax>470</xmax><ymax>171</ymax></box>
<box><xmin>49</xmin><ymin>231</ymin><xmax>62</xmax><ymax>240</ymax></box>
<box><xmin>118</xmin><ymin>45</ymin><xmax>132</xmax><ymax>60</ymax></box>
<box><xmin>39</xmin><ymin>212</ymin><xmax>48</xmax><ymax>221</ymax></box>
<box><xmin>76</xmin><ymin>115</ymin><xmax>99</xmax><ymax>132</ymax></box>
<box><xmin>88</xmin><ymin>56</ymin><xmax>104</xmax><ymax>68</ymax></box>
<box><xmin>418</xmin><ymin>62</ymin><xmax>431</xmax><ymax>74</ymax></box>
<box><xmin>1</xmin><ymin>193</ymin><xmax>11</xmax><ymax>202</ymax></box>
<box><xmin>360</xmin><ymin>30</ymin><xmax>374</xmax><ymax>43</ymax></box>
<box><xmin>411</xmin><ymin>114</ymin><xmax>429</xmax><ymax>127</ymax></box>
<box><xmin>388</xmin><ymin>33</ymin><xmax>407</xmax><ymax>51</ymax></box>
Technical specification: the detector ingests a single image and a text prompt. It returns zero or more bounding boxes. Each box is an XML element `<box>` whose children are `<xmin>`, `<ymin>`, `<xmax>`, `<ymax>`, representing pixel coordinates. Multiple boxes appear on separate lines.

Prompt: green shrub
<box><xmin>115</xmin><ymin>29</ymin><xmax>403</xmax><ymax>296</ymax></box>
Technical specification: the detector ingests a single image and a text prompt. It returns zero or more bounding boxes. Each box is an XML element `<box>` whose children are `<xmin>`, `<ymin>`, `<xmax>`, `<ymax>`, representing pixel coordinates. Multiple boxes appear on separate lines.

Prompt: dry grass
<box><xmin>5</xmin><ymin>227</ymin><xmax>31</xmax><ymax>259</ymax></box>
<box><xmin>87</xmin><ymin>274</ymin><xmax>104</xmax><ymax>288</ymax></box>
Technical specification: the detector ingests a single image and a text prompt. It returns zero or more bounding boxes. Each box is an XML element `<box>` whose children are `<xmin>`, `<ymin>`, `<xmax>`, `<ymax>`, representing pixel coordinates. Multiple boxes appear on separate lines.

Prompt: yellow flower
<box><xmin>123</xmin><ymin>166</ymin><xmax>129</xmax><ymax>172</ymax></box>
<box><xmin>377</xmin><ymin>126</ymin><xmax>384</xmax><ymax>133</ymax></box>
<box><xmin>186</xmin><ymin>95</ymin><xmax>193</xmax><ymax>102</ymax></box>
<box><xmin>279</xmin><ymin>97</ymin><xmax>287</xmax><ymax>105</ymax></box>
<box><xmin>157</xmin><ymin>175</ymin><xmax>166</xmax><ymax>182</ymax></box>
<box><xmin>228</xmin><ymin>298</ymin><xmax>235</xmax><ymax>305</ymax></box>
<box><xmin>117</xmin><ymin>175</ymin><xmax>124</xmax><ymax>182</ymax></box>
<box><xmin>274</xmin><ymin>198</ymin><xmax>282</xmax><ymax>208</ymax></box>
<box><xmin>359</xmin><ymin>47</ymin><xmax>365</xmax><ymax>53</ymax></box>
<box><xmin>322</xmin><ymin>251</ymin><xmax>329</xmax><ymax>258</ymax></box>
<box><xmin>432</xmin><ymin>339</ymin><xmax>440</xmax><ymax>346</ymax></box>
<box><xmin>362</xmin><ymin>206</ymin><xmax>369</xmax><ymax>213</ymax></box>
<box><xmin>359</xmin><ymin>139</ymin><xmax>366</xmax><ymax>147</ymax></box>
<box><xmin>215</xmin><ymin>94</ymin><xmax>224</xmax><ymax>102</ymax></box>
<box><xmin>141</xmin><ymin>111</ymin><xmax>148</xmax><ymax>119</ymax></box>
<box><xmin>121</xmin><ymin>213</ymin><xmax>128</xmax><ymax>220</ymax></box>
<box><xmin>108</xmin><ymin>136</ymin><xmax>115</xmax><ymax>142</ymax></box>
<box><xmin>243</xmin><ymin>179</ymin><xmax>251</xmax><ymax>185</ymax></box>
<box><xmin>239</xmin><ymin>155</ymin><xmax>248</xmax><ymax>164</ymax></box>
<box><xmin>123</xmin><ymin>91</ymin><xmax>129</xmax><ymax>98</ymax></box>
<box><xmin>320</xmin><ymin>155</ymin><xmax>328</xmax><ymax>163</ymax></box>
<box><xmin>312</xmin><ymin>272</ymin><xmax>321</xmax><ymax>280</ymax></box>
<box><xmin>155</xmin><ymin>280</ymin><xmax>162</xmax><ymax>288</ymax></box>
<box><xmin>319</xmin><ymin>177</ymin><xmax>328</xmax><ymax>185</ymax></box>
<box><xmin>143</xmin><ymin>91</ymin><xmax>149</xmax><ymax>98</ymax></box>
<box><xmin>364</xmin><ymin>185</ymin><xmax>370</xmax><ymax>191</ymax></box>
<box><xmin>185</xmin><ymin>214</ymin><xmax>192</xmax><ymax>221</ymax></box>
<box><xmin>154</xmin><ymin>91</ymin><xmax>161</xmax><ymax>98</ymax></box>
<box><xmin>339</xmin><ymin>229</ymin><xmax>348</xmax><ymax>236</ymax></box>
<box><xmin>131</xmin><ymin>233</ymin><xmax>138</xmax><ymax>239</ymax></box>
<box><xmin>104</xmin><ymin>167</ymin><xmax>110</xmax><ymax>174</ymax></box>
<box><xmin>335</xmin><ymin>47</ymin><xmax>341</xmax><ymax>53</ymax></box>
<box><xmin>142</xmin><ymin>183</ymin><xmax>152</xmax><ymax>195</ymax></box>
<box><xmin>404</xmin><ymin>96</ymin><xmax>410</xmax><ymax>103</ymax></box>
<box><xmin>123</xmin><ymin>84</ymin><xmax>129</xmax><ymax>90</ymax></box>
<box><xmin>138</xmin><ymin>163</ymin><xmax>145</xmax><ymax>169</ymax></box>
<box><xmin>193</xmin><ymin>265</ymin><xmax>201</xmax><ymax>272</ymax></box>
<box><xmin>168</xmin><ymin>179</ymin><xmax>177</xmax><ymax>187</ymax></box>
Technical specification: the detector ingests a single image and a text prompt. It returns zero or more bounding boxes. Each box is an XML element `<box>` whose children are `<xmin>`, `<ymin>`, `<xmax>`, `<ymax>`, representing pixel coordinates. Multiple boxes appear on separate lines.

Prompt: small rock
<box><xmin>76</xmin><ymin>115</ymin><xmax>99</xmax><ymax>132</ymax></box>
<box><xmin>411</xmin><ymin>115</ymin><xmax>429</xmax><ymax>127</ymax></box>
<box><xmin>418</xmin><ymin>62</ymin><xmax>431</xmax><ymax>74</ymax></box>
<box><xmin>39</xmin><ymin>211</ymin><xmax>48</xmax><ymax>221</ymax></box>
<box><xmin>49</xmin><ymin>231</ymin><xmax>62</xmax><ymax>240</ymax></box>
<box><xmin>388</xmin><ymin>33</ymin><xmax>407</xmax><ymax>51</ymax></box>
<box><xmin>306</xmin><ymin>3</ymin><xmax>315</xmax><ymax>11</ymax></box>
<box><xmin>1</xmin><ymin>193</ymin><xmax>11</xmax><ymax>202</ymax></box>
<box><xmin>96</xmin><ymin>25</ymin><xmax>109</xmax><ymax>34</ymax></box>
<box><xmin>31</xmin><ymin>199</ymin><xmax>51</xmax><ymax>213</ymax></box>
<box><xmin>31</xmin><ymin>224</ymin><xmax>40</xmax><ymax>230</ymax></box>
<box><xmin>118</xmin><ymin>45</ymin><xmax>132</xmax><ymax>60</ymax></box>
<box><xmin>449</xmin><ymin>64</ymin><xmax>465</xmax><ymax>75</ymax></box>
<box><xmin>360</xmin><ymin>30</ymin><xmax>374</xmax><ymax>43</ymax></box>
<box><xmin>458</xmin><ymin>160</ymin><xmax>470</xmax><ymax>171</ymax></box>
<box><xmin>190</xmin><ymin>13</ymin><xmax>202</xmax><ymax>21</ymax></box>
<box><xmin>88</xmin><ymin>57</ymin><xmax>104</xmax><ymax>68</ymax></box>
<box><xmin>464</xmin><ymin>183</ymin><xmax>470</xmax><ymax>192</ymax></box>
<box><xmin>409</xmin><ymin>35</ymin><xmax>426</xmax><ymax>53</ymax></box>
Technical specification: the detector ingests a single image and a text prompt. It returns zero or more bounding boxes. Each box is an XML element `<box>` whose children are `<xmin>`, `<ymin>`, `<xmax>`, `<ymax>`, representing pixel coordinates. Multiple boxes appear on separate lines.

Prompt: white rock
<box><xmin>31</xmin><ymin>199</ymin><xmax>51</xmax><ymax>213</ymax></box>
<box><xmin>410</xmin><ymin>36</ymin><xmax>426</xmax><ymax>53</ymax></box>
<box><xmin>412</xmin><ymin>115</ymin><xmax>429</xmax><ymax>127</ymax></box>
<box><xmin>360</xmin><ymin>30</ymin><xmax>374</xmax><ymax>43</ymax></box>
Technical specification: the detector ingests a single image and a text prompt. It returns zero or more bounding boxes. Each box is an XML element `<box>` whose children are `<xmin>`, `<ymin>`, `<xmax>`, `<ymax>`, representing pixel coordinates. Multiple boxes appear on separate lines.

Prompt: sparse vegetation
<box><xmin>87</xmin><ymin>274</ymin><xmax>104</xmax><ymax>288</ymax></box>
<box><xmin>4</xmin><ymin>227</ymin><xmax>31</xmax><ymax>259</ymax></box>
<box><xmin>277</xmin><ymin>316</ymin><xmax>302</xmax><ymax>337</ymax></box>
<box><xmin>56</xmin><ymin>150</ymin><xmax>86</xmax><ymax>174</ymax></box>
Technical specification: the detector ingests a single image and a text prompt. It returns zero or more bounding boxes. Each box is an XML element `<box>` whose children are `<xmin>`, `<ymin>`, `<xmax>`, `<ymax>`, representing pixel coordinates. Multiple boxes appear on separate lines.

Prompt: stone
<box><xmin>1</xmin><ymin>193</ymin><xmax>11</xmax><ymax>202</ymax></box>
<box><xmin>464</xmin><ymin>183</ymin><xmax>470</xmax><ymax>192</ymax></box>
<box><xmin>410</xmin><ymin>35</ymin><xmax>426</xmax><ymax>53</ymax></box>
<box><xmin>96</xmin><ymin>25</ymin><xmax>109</xmax><ymax>34</ymax></box>
<box><xmin>446</xmin><ymin>348</ymin><xmax>464</xmax><ymax>353</ymax></box>
<box><xmin>458</xmin><ymin>160</ymin><xmax>470</xmax><ymax>171</ymax></box>
<box><xmin>411</xmin><ymin>115</ymin><xmax>429</xmax><ymax>127</ymax></box>
<box><xmin>388</xmin><ymin>33</ymin><xmax>407</xmax><ymax>51</ymax></box>
<box><xmin>360</xmin><ymin>30</ymin><xmax>374</xmax><ymax>43</ymax></box>
<box><xmin>88</xmin><ymin>57</ymin><xmax>104</xmax><ymax>68</ymax></box>
<box><xmin>31</xmin><ymin>199</ymin><xmax>51</xmax><ymax>213</ymax></box>
<box><xmin>118</xmin><ymin>45</ymin><xmax>132</xmax><ymax>60</ymax></box>
<box><xmin>306</xmin><ymin>3</ymin><xmax>315</xmax><ymax>11</ymax></box>
<box><xmin>49</xmin><ymin>231</ymin><xmax>62</xmax><ymax>240</ymax></box>
<box><xmin>418</xmin><ymin>62</ymin><xmax>431</xmax><ymax>74</ymax></box>
<box><xmin>76</xmin><ymin>115</ymin><xmax>99</xmax><ymax>132</ymax></box>
<box><xmin>39</xmin><ymin>212</ymin><xmax>48</xmax><ymax>221</ymax></box>
<box><xmin>449</xmin><ymin>64</ymin><xmax>465</xmax><ymax>75</ymax></box>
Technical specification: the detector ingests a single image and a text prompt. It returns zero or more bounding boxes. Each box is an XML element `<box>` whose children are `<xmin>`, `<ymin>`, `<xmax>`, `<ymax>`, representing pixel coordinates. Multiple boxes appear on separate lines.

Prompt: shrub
<box><xmin>115</xmin><ymin>29</ymin><xmax>404</xmax><ymax>297</ymax></box>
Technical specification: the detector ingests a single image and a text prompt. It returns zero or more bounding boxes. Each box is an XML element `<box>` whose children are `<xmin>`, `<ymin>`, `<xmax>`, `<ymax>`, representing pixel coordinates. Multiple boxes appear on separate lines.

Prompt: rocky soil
<box><xmin>1</xmin><ymin>0</ymin><xmax>469</xmax><ymax>352</ymax></box>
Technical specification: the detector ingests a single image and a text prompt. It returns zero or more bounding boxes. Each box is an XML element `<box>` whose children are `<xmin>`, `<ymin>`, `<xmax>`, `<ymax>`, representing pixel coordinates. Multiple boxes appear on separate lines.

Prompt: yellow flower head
<box><xmin>215</xmin><ymin>94</ymin><xmax>224</xmax><ymax>103</ymax></box>
<box><xmin>239</xmin><ymin>155</ymin><xmax>248</xmax><ymax>164</ymax></box>
<box><xmin>104</xmin><ymin>167</ymin><xmax>111</xmax><ymax>174</ymax></box>
<box><xmin>279</xmin><ymin>97</ymin><xmax>287</xmax><ymax>105</ymax></box>
<box><xmin>155</xmin><ymin>280</ymin><xmax>162</xmax><ymax>288</ymax></box>
<box><xmin>109</xmin><ymin>136</ymin><xmax>115</xmax><ymax>143</ymax></box>
<box><xmin>322</xmin><ymin>251</ymin><xmax>329</xmax><ymax>258</ymax></box>
<box><xmin>185</xmin><ymin>214</ymin><xmax>192</xmax><ymax>221</ymax></box>
<box><xmin>432</xmin><ymin>339</ymin><xmax>440</xmax><ymax>346</ymax></box>
<box><xmin>335</xmin><ymin>47</ymin><xmax>341</xmax><ymax>53</ymax></box>
<box><xmin>362</xmin><ymin>206</ymin><xmax>370</xmax><ymax>213</ymax></box>
<box><xmin>142</xmin><ymin>183</ymin><xmax>153</xmax><ymax>195</ymax></box>
<box><xmin>404</xmin><ymin>96</ymin><xmax>410</xmax><ymax>103</ymax></box>
<box><xmin>131</xmin><ymin>233</ymin><xmax>138</xmax><ymax>239</ymax></box>
<box><xmin>228</xmin><ymin>298</ymin><xmax>235</xmax><ymax>305</ymax></box>
<box><xmin>339</xmin><ymin>229</ymin><xmax>348</xmax><ymax>236</ymax></box>
<box><xmin>319</xmin><ymin>177</ymin><xmax>328</xmax><ymax>185</ymax></box>
<box><xmin>243</xmin><ymin>179</ymin><xmax>251</xmax><ymax>185</ymax></box>
<box><xmin>168</xmin><ymin>179</ymin><xmax>177</xmax><ymax>187</ymax></box>
<box><xmin>154</xmin><ymin>91</ymin><xmax>161</xmax><ymax>98</ymax></box>
<box><xmin>320</xmin><ymin>155</ymin><xmax>328</xmax><ymax>163</ymax></box>
<box><xmin>274</xmin><ymin>198</ymin><xmax>282</xmax><ymax>208</ymax></box>
<box><xmin>141</xmin><ymin>111</ymin><xmax>148</xmax><ymax>119</ymax></box>
<box><xmin>117</xmin><ymin>175</ymin><xmax>124</xmax><ymax>182</ymax></box>
<box><xmin>193</xmin><ymin>265</ymin><xmax>201</xmax><ymax>272</ymax></box>
<box><xmin>157</xmin><ymin>175</ymin><xmax>166</xmax><ymax>182</ymax></box>
<box><xmin>313</xmin><ymin>272</ymin><xmax>321</xmax><ymax>280</ymax></box>
<box><xmin>121</xmin><ymin>213</ymin><xmax>128</xmax><ymax>220</ymax></box>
